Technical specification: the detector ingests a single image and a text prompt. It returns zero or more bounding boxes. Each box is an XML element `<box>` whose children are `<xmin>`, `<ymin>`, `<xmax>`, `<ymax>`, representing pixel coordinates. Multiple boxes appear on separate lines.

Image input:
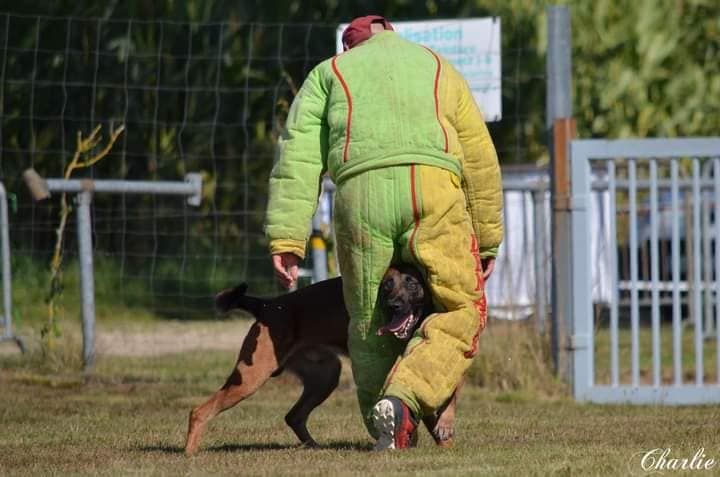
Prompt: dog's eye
<box><xmin>382</xmin><ymin>279</ymin><xmax>394</xmax><ymax>292</ymax></box>
<box><xmin>404</xmin><ymin>276</ymin><xmax>418</xmax><ymax>288</ymax></box>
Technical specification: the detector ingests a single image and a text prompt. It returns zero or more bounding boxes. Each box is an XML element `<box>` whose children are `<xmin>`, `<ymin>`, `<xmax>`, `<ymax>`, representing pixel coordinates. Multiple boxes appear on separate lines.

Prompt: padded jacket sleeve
<box><xmin>265</xmin><ymin>64</ymin><xmax>330</xmax><ymax>259</ymax></box>
<box><xmin>450</xmin><ymin>69</ymin><xmax>504</xmax><ymax>258</ymax></box>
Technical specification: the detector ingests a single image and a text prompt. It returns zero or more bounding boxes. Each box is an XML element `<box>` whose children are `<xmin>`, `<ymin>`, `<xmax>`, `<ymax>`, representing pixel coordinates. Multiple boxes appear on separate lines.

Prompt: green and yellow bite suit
<box><xmin>265</xmin><ymin>31</ymin><xmax>503</xmax><ymax>434</ymax></box>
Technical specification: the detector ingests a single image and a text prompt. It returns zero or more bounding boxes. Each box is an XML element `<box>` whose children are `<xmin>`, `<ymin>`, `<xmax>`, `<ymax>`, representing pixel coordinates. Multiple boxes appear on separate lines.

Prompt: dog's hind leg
<box><xmin>185</xmin><ymin>322</ymin><xmax>281</xmax><ymax>455</ymax></box>
<box><xmin>283</xmin><ymin>347</ymin><xmax>342</xmax><ymax>447</ymax></box>
<box><xmin>422</xmin><ymin>378</ymin><xmax>463</xmax><ymax>447</ymax></box>
<box><xmin>426</xmin><ymin>390</ymin><xmax>457</xmax><ymax>447</ymax></box>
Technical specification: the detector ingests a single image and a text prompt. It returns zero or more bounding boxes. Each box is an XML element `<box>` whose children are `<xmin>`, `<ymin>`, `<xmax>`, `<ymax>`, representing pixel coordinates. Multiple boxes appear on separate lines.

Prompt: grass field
<box><xmin>2</xmin><ymin>317</ymin><xmax>719</xmax><ymax>476</ymax></box>
<box><xmin>595</xmin><ymin>322</ymin><xmax>720</xmax><ymax>385</ymax></box>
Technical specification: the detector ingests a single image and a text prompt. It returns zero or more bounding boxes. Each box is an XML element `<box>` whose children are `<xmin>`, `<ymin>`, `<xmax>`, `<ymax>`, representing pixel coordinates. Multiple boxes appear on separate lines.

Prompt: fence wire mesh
<box><xmin>0</xmin><ymin>13</ymin><xmax>546</xmax><ymax>319</ymax></box>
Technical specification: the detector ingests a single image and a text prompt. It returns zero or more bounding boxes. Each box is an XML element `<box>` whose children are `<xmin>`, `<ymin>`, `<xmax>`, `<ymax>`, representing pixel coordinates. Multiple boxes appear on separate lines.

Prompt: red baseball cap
<box><xmin>341</xmin><ymin>15</ymin><xmax>394</xmax><ymax>50</ymax></box>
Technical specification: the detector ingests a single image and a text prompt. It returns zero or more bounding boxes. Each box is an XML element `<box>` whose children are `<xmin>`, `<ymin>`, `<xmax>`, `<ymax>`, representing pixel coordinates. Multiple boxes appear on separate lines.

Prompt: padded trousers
<box><xmin>334</xmin><ymin>164</ymin><xmax>488</xmax><ymax>436</ymax></box>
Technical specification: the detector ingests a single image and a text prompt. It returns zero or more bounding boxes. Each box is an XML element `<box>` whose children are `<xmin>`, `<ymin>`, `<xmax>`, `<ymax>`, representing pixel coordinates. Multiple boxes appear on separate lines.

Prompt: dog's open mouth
<box><xmin>377</xmin><ymin>312</ymin><xmax>420</xmax><ymax>341</ymax></box>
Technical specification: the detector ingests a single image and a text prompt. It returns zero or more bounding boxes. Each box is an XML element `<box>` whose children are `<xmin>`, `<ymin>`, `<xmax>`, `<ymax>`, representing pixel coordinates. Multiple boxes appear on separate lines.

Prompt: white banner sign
<box><xmin>336</xmin><ymin>18</ymin><xmax>502</xmax><ymax>121</ymax></box>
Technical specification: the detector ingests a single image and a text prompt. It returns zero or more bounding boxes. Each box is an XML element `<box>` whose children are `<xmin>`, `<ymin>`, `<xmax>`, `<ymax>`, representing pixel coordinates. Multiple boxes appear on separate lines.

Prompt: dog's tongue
<box><xmin>377</xmin><ymin>313</ymin><xmax>414</xmax><ymax>337</ymax></box>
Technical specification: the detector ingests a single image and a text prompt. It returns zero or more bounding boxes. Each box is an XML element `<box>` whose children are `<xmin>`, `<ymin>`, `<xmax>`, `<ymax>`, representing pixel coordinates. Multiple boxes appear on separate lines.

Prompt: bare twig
<box><xmin>43</xmin><ymin>124</ymin><xmax>125</xmax><ymax>353</ymax></box>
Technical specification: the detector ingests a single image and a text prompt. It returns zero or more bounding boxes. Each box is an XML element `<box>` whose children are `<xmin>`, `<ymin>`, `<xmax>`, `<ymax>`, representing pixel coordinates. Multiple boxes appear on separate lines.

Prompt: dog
<box><xmin>184</xmin><ymin>264</ymin><xmax>461</xmax><ymax>454</ymax></box>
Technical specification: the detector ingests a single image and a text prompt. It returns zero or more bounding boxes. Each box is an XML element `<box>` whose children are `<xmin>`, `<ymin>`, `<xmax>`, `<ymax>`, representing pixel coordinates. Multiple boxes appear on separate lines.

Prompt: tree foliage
<box><xmin>571</xmin><ymin>0</ymin><xmax>720</xmax><ymax>138</ymax></box>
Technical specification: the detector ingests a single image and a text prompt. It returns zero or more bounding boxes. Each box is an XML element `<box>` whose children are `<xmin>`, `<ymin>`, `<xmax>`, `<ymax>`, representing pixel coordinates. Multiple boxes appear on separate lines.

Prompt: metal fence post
<box><xmin>546</xmin><ymin>6</ymin><xmax>573</xmax><ymax>126</ymax></box>
<box><xmin>0</xmin><ymin>184</ymin><xmax>12</xmax><ymax>339</ymax></box>
<box><xmin>532</xmin><ymin>187</ymin><xmax>548</xmax><ymax>334</ymax></box>
<box><xmin>309</xmin><ymin>178</ymin><xmax>335</xmax><ymax>283</ymax></box>
<box><xmin>23</xmin><ymin>169</ymin><xmax>203</xmax><ymax>372</ymax></box>
<box><xmin>547</xmin><ymin>5</ymin><xmax>575</xmax><ymax>380</ymax></box>
<box><xmin>0</xmin><ymin>183</ymin><xmax>23</xmax><ymax>352</ymax></box>
<box><xmin>310</xmin><ymin>207</ymin><xmax>328</xmax><ymax>284</ymax></box>
<box><xmin>75</xmin><ymin>190</ymin><xmax>96</xmax><ymax>371</ymax></box>
<box><xmin>569</xmin><ymin>141</ymin><xmax>593</xmax><ymax>399</ymax></box>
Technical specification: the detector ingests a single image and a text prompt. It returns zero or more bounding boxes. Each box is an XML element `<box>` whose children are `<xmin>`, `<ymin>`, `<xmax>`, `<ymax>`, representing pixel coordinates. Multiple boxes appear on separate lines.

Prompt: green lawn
<box><xmin>594</xmin><ymin>323</ymin><xmax>719</xmax><ymax>385</ymax></box>
<box><xmin>1</xmin><ymin>320</ymin><xmax>719</xmax><ymax>476</ymax></box>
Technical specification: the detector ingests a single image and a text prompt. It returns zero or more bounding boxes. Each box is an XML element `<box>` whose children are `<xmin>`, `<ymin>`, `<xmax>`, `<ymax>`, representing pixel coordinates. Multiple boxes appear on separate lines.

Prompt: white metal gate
<box><xmin>569</xmin><ymin>138</ymin><xmax>720</xmax><ymax>404</ymax></box>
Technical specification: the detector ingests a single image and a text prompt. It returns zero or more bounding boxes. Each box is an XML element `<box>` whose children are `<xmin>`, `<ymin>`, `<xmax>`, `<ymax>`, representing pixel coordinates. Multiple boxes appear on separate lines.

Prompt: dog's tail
<box><xmin>215</xmin><ymin>283</ymin><xmax>267</xmax><ymax>316</ymax></box>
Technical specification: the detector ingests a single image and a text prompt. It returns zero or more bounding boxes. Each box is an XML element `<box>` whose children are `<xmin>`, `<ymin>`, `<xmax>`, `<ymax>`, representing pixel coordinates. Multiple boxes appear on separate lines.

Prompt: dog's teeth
<box><xmin>389</xmin><ymin>313</ymin><xmax>417</xmax><ymax>340</ymax></box>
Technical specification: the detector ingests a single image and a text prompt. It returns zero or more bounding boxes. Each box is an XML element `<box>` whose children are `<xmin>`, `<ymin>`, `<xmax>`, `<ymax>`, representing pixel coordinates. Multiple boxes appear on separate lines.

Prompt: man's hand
<box><xmin>272</xmin><ymin>252</ymin><xmax>300</xmax><ymax>289</ymax></box>
<box><xmin>481</xmin><ymin>257</ymin><xmax>496</xmax><ymax>281</ymax></box>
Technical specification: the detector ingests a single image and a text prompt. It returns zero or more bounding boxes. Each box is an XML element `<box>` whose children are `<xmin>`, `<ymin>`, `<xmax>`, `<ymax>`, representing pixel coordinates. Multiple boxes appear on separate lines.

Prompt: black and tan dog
<box><xmin>184</xmin><ymin>264</ymin><xmax>460</xmax><ymax>454</ymax></box>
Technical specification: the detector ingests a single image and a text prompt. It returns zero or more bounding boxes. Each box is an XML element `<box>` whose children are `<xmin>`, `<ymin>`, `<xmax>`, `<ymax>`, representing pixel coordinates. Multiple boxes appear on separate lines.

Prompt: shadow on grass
<box><xmin>138</xmin><ymin>444</ymin><xmax>185</xmax><ymax>454</ymax></box>
<box><xmin>138</xmin><ymin>440</ymin><xmax>371</xmax><ymax>454</ymax></box>
<box><xmin>322</xmin><ymin>441</ymin><xmax>373</xmax><ymax>451</ymax></box>
<box><xmin>207</xmin><ymin>440</ymin><xmax>372</xmax><ymax>452</ymax></box>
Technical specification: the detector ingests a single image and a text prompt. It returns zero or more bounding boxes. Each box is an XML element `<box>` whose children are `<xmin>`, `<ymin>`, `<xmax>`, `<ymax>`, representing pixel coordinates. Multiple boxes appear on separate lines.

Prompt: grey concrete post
<box><xmin>547</xmin><ymin>5</ymin><xmax>574</xmax><ymax>380</ymax></box>
<box><xmin>546</xmin><ymin>6</ymin><xmax>573</xmax><ymax>125</ymax></box>
<box><xmin>76</xmin><ymin>191</ymin><xmax>96</xmax><ymax>371</ymax></box>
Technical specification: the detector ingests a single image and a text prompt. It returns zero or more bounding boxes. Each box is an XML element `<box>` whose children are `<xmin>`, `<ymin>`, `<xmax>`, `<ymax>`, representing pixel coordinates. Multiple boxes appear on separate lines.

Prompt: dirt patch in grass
<box><xmin>96</xmin><ymin>320</ymin><xmax>253</xmax><ymax>357</ymax></box>
<box><xmin>0</xmin><ymin>318</ymin><xmax>253</xmax><ymax>358</ymax></box>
